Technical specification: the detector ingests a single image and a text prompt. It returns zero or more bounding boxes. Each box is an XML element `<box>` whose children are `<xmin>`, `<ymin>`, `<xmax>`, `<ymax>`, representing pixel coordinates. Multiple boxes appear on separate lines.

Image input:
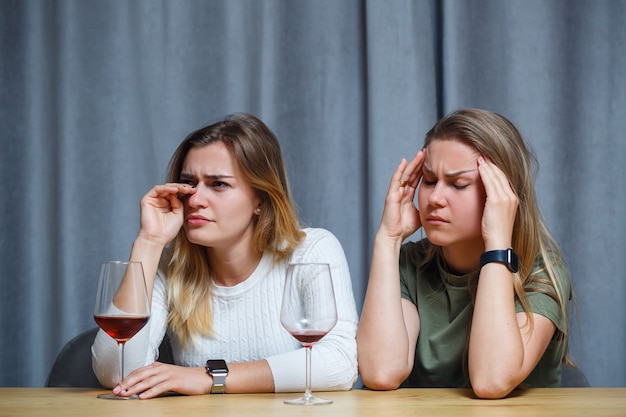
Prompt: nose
<box><xmin>186</xmin><ymin>186</ymin><xmax>209</xmax><ymax>208</ymax></box>
<box><xmin>427</xmin><ymin>182</ymin><xmax>446</xmax><ymax>207</ymax></box>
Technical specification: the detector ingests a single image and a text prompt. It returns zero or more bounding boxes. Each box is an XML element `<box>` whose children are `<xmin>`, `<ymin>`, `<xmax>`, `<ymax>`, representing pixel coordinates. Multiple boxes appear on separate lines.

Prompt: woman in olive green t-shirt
<box><xmin>357</xmin><ymin>108</ymin><xmax>572</xmax><ymax>399</ymax></box>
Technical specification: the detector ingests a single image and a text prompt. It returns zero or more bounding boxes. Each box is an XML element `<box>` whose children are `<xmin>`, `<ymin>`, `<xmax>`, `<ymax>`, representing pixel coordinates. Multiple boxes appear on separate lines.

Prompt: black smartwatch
<box><xmin>480</xmin><ymin>248</ymin><xmax>519</xmax><ymax>273</ymax></box>
<box><xmin>206</xmin><ymin>359</ymin><xmax>229</xmax><ymax>394</ymax></box>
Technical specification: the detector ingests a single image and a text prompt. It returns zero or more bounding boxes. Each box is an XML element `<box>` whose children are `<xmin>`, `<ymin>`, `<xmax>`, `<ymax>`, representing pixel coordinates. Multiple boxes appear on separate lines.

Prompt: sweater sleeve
<box><xmin>91</xmin><ymin>273</ymin><xmax>168</xmax><ymax>388</ymax></box>
<box><xmin>265</xmin><ymin>228</ymin><xmax>359</xmax><ymax>391</ymax></box>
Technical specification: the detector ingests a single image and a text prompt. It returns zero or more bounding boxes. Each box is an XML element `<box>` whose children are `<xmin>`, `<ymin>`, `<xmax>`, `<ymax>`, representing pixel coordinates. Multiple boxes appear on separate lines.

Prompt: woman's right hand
<box><xmin>136</xmin><ymin>183</ymin><xmax>197</xmax><ymax>246</ymax></box>
<box><xmin>378</xmin><ymin>150</ymin><xmax>425</xmax><ymax>241</ymax></box>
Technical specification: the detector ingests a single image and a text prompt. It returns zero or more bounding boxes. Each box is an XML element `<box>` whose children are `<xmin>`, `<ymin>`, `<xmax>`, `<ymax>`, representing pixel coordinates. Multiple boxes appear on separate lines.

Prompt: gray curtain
<box><xmin>1</xmin><ymin>0</ymin><xmax>624</xmax><ymax>388</ymax></box>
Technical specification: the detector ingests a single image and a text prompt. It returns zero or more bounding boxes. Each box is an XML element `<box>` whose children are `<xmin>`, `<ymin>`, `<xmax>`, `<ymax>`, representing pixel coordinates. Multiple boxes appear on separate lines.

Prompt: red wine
<box><xmin>290</xmin><ymin>329</ymin><xmax>328</xmax><ymax>347</ymax></box>
<box><xmin>94</xmin><ymin>315</ymin><xmax>149</xmax><ymax>343</ymax></box>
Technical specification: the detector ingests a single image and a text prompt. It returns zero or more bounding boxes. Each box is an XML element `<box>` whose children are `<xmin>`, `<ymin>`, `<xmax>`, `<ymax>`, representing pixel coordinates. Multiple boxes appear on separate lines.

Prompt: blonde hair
<box><xmin>422</xmin><ymin>108</ymin><xmax>572</xmax><ymax>364</ymax></box>
<box><xmin>163</xmin><ymin>113</ymin><xmax>304</xmax><ymax>346</ymax></box>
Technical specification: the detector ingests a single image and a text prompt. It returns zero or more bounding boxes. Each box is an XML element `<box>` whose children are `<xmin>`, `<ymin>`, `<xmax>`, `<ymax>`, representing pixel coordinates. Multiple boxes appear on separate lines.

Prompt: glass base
<box><xmin>284</xmin><ymin>394</ymin><xmax>333</xmax><ymax>406</ymax></box>
<box><xmin>97</xmin><ymin>393</ymin><xmax>139</xmax><ymax>400</ymax></box>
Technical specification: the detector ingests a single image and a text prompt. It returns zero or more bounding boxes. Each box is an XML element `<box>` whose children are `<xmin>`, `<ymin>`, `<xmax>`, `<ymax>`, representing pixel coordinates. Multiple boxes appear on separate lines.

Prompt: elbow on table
<box><xmin>92</xmin><ymin>365</ymin><xmax>115</xmax><ymax>389</ymax></box>
<box><xmin>324</xmin><ymin>360</ymin><xmax>359</xmax><ymax>391</ymax></box>
<box><xmin>359</xmin><ymin>367</ymin><xmax>407</xmax><ymax>391</ymax></box>
<box><xmin>91</xmin><ymin>350</ymin><xmax>115</xmax><ymax>389</ymax></box>
<box><xmin>470</xmin><ymin>375</ymin><xmax>516</xmax><ymax>399</ymax></box>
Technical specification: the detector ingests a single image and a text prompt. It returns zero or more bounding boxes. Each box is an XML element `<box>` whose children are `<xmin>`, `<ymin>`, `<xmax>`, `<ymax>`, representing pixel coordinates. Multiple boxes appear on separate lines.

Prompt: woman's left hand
<box><xmin>477</xmin><ymin>156</ymin><xmax>518</xmax><ymax>250</ymax></box>
<box><xmin>112</xmin><ymin>362</ymin><xmax>212</xmax><ymax>399</ymax></box>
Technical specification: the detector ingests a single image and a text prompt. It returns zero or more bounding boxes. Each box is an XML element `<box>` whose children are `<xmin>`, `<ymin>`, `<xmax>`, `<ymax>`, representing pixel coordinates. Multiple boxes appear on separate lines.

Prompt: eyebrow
<box><xmin>179</xmin><ymin>173</ymin><xmax>235</xmax><ymax>180</ymax></box>
<box><xmin>423</xmin><ymin>164</ymin><xmax>478</xmax><ymax>178</ymax></box>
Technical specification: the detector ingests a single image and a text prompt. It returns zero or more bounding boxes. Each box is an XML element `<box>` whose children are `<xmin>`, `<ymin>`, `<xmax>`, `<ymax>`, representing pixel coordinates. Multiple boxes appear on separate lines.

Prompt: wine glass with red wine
<box><xmin>280</xmin><ymin>263</ymin><xmax>337</xmax><ymax>405</ymax></box>
<box><xmin>93</xmin><ymin>261</ymin><xmax>150</xmax><ymax>400</ymax></box>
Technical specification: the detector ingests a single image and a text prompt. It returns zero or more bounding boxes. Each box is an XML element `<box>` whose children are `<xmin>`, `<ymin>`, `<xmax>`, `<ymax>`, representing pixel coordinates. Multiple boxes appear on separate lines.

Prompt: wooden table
<box><xmin>1</xmin><ymin>387</ymin><xmax>625</xmax><ymax>417</ymax></box>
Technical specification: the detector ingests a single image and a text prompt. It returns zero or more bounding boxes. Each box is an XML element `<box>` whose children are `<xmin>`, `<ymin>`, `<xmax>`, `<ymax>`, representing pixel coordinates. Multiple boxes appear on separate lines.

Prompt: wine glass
<box><xmin>280</xmin><ymin>263</ymin><xmax>337</xmax><ymax>405</ymax></box>
<box><xmin>93</xmin><ymin>261</ymin><xmax>150</xmax><ymax>400</ymax></box>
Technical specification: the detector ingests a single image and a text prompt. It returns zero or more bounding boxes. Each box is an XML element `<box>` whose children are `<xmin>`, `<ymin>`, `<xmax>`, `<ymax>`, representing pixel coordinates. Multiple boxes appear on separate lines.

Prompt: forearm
<box><xmin>92</xmin><ymin>279</ymin><xmax>168</xmax><ymax>388</ymax></box>
<box><xmin>113</xmin><ymin>359</ymin><xmax>274</xmax><ymax>397</ymax></box>
<box><xmin>92</xmin><ymin>324</ymin><xmax>154</xmax><ymax>388</ymax></box>
<box><xmin>129</xmin><ymin>236</ymin><xmax>166</xmax><ymax>301</ymax></box>
<box><xmin>357</xmin><ymin>234</ymin><xmax>413</xmax><ymax>388</ymax></box>
<box><xmin>224</xmin><ymin>360</ymin><xmax>274</xmax><ymax>393</ymax></box>
<box><xmin>267</xmin><ymin>328</ymin><xmax>357</xmax><ymax>392</ymax></box>
<box><xmin>468</xmin><ymin>263</ymin><xmax>523</xmax><ymax>397</ymax></box>
<box><xmin>268</xmin><ymin>227</ymin><xmax>358</xmax><ymax>391</ymax></box>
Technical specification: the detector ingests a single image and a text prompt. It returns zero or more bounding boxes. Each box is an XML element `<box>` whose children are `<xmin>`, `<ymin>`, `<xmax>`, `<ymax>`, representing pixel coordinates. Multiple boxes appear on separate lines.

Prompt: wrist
<box><xmin>206</xmin><ymin>360</ymin><xmax>229</xmax><ymax>394</ymax></box>
<box><xmin>133</xmin><ymin>234</ymin><xmax>168</xmax><ymax>251</ymax></box>
<box><xmin>480</xmin><ymin>248</ymin><xmax>519</xmax><ymax>273</ymax></box>
<box><xmin>483</xmin><ymin>238</ymin><xmax>512</xmax><ymax>252</ymax></box>
<box><xmin>374</xmin><ymin>230</ymin><xmax>405</xmax><ymax>248</ymax></box>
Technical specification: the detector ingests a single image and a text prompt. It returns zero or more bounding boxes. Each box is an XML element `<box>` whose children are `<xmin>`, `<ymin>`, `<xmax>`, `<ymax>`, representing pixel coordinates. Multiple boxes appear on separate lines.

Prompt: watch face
<box><xmin>206</xmin><ymin>359</ymin><xmax>228</xmax><ymax>373</ymax></box>
<box><xmin>507</xmin><ymin>248</ymin><xmax>519</xmax><ymax>273</ymax></box>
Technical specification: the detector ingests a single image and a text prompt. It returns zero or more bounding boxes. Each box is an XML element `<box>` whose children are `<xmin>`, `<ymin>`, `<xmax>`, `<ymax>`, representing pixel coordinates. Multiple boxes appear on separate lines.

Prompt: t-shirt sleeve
<box><xmin>399</xmin><ymin>242</ymin><xmax>419</xmax><ymax>307</ymax></box>
<box><xmin>515</xmin><ymin>256</ymin><xmax>571</xmax><ymax>333</ymax></box>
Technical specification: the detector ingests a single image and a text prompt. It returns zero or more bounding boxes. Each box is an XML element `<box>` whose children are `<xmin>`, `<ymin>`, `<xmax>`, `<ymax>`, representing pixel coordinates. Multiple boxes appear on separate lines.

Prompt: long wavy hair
<box><xmin>421</xmin><ymin>108</ymin><xmax>571</xmax><ymax>364</ymax></box>
<box><xmin>163</xmin><ymin>113</ymin><xmax>304</xmax><ymax>346</ymax></box>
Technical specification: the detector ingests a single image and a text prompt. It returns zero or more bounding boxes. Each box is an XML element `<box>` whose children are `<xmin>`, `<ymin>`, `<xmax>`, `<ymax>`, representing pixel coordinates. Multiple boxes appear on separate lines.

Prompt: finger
<box><xmin>151</xmin><ymin>183</ymin><xmax>179</xmax><ymax>195</ymax></box>
<box><xmin>116</xmin><ymin>365</ymin><xmax>165</xmax><ymax>397</ymax></box>
<box><xmin>172</xmin><ymin>184</ymin><xmax>197</xmax><ymax>205</ymax></box>
<box><xmin>136</xmin><ymin>375</ymin><xmax>172</xmax><ymax>399</ymax></box>
<box><xmin>115</xmin><ymin>367</ymin><xmax>149</xmax><ymax>392</ymax></box>
<box><xmin>390</xmin><ymin>158</ymin><xmax>408</xmax><ymax>190</ymax></box>
<box><xmin>478</xmin><ymin>156</ymin><xmax>499</xmax><ymax>196</ymax></box>
<box><xmin>144</xmin><ymin>184</ymin><xmax>195</xmax><ymax>209</ymax></box>
<box><xmin>479</xmin><ymin>157</ymin><xmax>514</xmax><ymax>198</ymax></box>
<box><xmin>175</xmin><ymin>183</ymin><xmax>197</xmax><ymax>195</ymax></box>
<box><xmin>402</xmin><ymin>149</ymin><xmax>425</xmax><ymax>188</ymax></box>
<box><xmin>150</xmin><ymin>183</ymin><xmax>194</xmax><ymax>196</ymax></box>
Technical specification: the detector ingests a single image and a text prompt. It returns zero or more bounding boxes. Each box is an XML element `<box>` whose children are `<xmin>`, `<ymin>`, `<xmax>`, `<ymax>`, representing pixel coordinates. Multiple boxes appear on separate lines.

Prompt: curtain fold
<box><xmin>1</xmin><ymin>0</ymin><xmax>624</xmax><ymax>388</ymax></box>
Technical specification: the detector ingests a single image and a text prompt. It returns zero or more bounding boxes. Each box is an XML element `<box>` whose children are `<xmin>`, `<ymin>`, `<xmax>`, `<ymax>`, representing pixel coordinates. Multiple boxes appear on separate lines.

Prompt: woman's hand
<box><xmin>136</xmin><ymin>183</ymin><xmax>197</xmax><ymax>246</ymax></box>
<box><xmin>378</xmin><ymin>150</ymin><xmax>425</xmax><ymax>241</ymax></box>
<box><xmin>357</xmin><ymin>150</ymin><xmax>424</xmax><ymax>390</ymax></box>
<box><xmin>112</xmin><ymin>362</ymin><xmax>212</xmax><ymax>399</ymax></box>
<box><xmin>477</xmin><ymin>156</ymin><xmax>518</xmax><ymax>250</ymax></box>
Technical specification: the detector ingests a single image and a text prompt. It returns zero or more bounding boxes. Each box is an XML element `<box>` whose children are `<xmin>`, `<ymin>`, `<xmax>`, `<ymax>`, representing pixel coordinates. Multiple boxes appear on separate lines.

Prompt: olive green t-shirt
<box><xmin>399</xmin><ymin>239</ymin><xmax>571</xmax><ymax>388</ymax></box>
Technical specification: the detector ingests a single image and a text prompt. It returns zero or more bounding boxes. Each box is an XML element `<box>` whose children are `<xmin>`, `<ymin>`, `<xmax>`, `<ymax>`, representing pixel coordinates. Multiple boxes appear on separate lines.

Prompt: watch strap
<box><xmin>206</xmin><ymin>360</ymin><xmax>228</xmax><ymax>394</ymax></box>
<box><xmin>480</xmin><ymin>248</ymin><xmax>519</xmax><ymax>273</ymax></box>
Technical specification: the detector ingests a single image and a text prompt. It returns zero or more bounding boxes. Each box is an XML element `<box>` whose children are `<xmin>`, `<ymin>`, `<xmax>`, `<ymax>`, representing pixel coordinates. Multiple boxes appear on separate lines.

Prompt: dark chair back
<box><xmin>46</xmin><ymin>327</ymin><xmax>174</xmax><ymax>387</ymax></box>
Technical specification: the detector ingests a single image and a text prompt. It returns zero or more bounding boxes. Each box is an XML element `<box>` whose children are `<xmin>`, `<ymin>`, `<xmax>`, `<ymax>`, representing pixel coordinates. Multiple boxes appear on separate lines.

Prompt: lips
<box><xmin>426</xmin><ymin>214</ymin><xmax>448</xmax><ymax>224</ymax></box>
<box><xmin>186</xmin><ymin>214</ymin><xmax>211</xmax><ymax>225</ymax></box>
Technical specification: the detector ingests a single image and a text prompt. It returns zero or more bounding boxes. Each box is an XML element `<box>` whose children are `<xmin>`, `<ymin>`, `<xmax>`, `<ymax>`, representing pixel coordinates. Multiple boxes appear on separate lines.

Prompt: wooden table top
<box><xmin>1</xmin><ymin>387</ymin><xmax>625</xmax><ymax>417</ymax></box>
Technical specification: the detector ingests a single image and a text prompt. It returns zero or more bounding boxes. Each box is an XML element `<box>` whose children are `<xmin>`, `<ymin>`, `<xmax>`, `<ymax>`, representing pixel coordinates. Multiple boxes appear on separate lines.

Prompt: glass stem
<box><xmin>304</xmin><ymin>346</ymin><xmax>312</xmax><ymax>400</ymax></box>
<box><xmin>118</xmin><ymin>342</ymin><xmax>125</xmax><ymax>384</ymax></box>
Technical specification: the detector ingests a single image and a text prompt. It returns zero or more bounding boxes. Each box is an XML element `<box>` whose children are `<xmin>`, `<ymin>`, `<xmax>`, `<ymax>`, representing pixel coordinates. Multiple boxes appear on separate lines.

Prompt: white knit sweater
<box><xmin>92</xmin><ymin>228</ymin><xmax>358</xmax><ymax>392</ymax></box>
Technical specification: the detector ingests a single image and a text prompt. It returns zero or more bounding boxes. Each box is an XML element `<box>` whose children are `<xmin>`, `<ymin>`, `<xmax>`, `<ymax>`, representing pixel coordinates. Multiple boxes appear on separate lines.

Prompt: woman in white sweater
<box><xmin>92</xmin><ymin>113</ymin><xmax>358</xmax><ymax>399</ymax></box>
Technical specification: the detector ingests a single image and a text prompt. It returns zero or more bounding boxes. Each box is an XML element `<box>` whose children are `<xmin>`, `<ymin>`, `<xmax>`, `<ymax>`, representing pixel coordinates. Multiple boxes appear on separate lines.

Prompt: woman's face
<box><xmin>180</xmin><ymin>142</ymin><xmax>260</xmax><ymax>251</ymax></box>
<box><xmin>417</xmin><ymin>139</ymin><xmax>486</xmax><ymax>251</ymax></box>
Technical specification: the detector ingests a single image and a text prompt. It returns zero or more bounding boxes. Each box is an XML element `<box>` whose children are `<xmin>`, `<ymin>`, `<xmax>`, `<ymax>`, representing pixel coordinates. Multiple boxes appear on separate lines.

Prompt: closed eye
<box><xmin>422</xmin><ymin>165</ymin><xmax>476</xmax><ymax>191</ymax></box>
<box><xmin>421</xmin><ymin>177</ymin><xmax>469</xmax><ymax>190</ymax></box>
